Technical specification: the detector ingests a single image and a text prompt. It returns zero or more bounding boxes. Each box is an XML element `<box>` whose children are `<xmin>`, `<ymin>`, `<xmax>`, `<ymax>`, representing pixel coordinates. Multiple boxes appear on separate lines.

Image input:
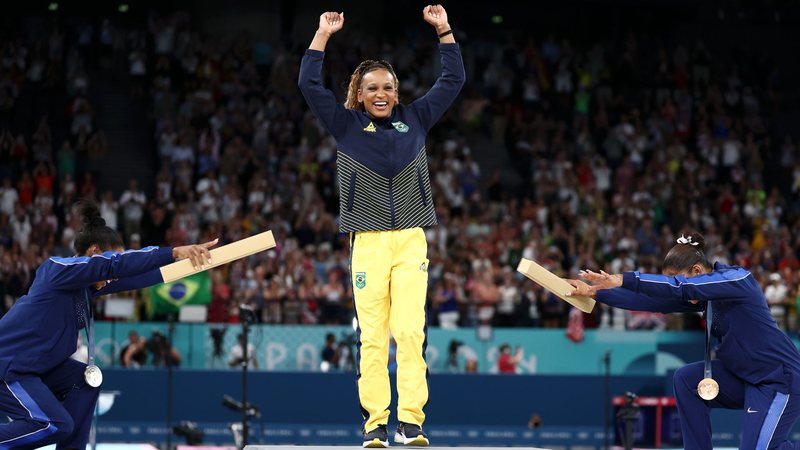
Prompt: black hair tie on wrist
<box><xmin>438</xmin><ymin>29</ymin><xmax>453</xmax><ymax>38</ymax></box>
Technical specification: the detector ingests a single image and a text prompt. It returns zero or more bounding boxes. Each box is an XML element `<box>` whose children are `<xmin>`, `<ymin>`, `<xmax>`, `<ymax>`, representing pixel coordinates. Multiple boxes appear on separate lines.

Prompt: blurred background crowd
<box><xmin>1</xmin><ymin>0</ymin><xmax>799</xmax><ymax>337</ymax></box>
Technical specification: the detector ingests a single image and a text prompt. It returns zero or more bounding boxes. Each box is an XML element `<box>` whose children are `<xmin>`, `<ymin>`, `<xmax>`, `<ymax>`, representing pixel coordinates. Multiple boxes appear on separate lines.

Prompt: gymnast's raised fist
<box><xmin>423</xmin><ymin>4</ymin><xmax>450</xmax><ymax>31</ymax></box>
<box><xmin>317</xmin><ymin>11</ymin><xmax>344</xmax><ymax>37</ymax></box>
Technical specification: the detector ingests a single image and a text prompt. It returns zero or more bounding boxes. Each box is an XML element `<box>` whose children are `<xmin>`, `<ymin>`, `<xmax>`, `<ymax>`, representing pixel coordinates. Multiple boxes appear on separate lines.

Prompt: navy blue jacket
<box><xmin>598</xmin><ymin>262</ymin><xmax>800</xmax><ymax>392</ymax></box>
<box><xmin>298</xmin><ymin>43</ymin><xmax>465</xmax><ymax>232</ymax></box>
<box><xmin>0</xmin><ymin>246</ymin><xmax>173</xmax><ymax>379</ymax></box>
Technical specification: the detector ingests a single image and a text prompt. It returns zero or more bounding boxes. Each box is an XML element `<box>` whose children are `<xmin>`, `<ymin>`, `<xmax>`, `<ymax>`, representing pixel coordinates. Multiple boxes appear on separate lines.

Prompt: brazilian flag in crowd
<box><xmin>150</xmin><ymin>272</ymin><xmax>212</xmax><ymax>314</ymax></box>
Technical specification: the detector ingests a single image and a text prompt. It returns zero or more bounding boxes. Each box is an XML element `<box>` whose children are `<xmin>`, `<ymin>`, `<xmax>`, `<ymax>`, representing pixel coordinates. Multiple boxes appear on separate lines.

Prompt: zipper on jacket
<box><xmin>388</xmin><ymin>130</ymin><xmax>396</xmax><ymax>229</ymax></box>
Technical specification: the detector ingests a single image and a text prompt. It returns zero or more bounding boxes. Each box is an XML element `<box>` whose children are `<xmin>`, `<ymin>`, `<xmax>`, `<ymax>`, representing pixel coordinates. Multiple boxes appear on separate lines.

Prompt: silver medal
<box><xmin>84</xmin><ymin>364</ymin><xmax>103</xmax><ymax>388</ymax></box>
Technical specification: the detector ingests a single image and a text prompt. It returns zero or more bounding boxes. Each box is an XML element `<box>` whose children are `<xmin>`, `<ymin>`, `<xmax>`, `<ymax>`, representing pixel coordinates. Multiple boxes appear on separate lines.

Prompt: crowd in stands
<box><xmin>0</xmin><ymin>18</ymin><xmax>110</xmax><ymax>313</ymax></box>
<box><xmin>0</xmin><ymin>8</ymin><xmax>799</xmax><ymax>337</ymax></box>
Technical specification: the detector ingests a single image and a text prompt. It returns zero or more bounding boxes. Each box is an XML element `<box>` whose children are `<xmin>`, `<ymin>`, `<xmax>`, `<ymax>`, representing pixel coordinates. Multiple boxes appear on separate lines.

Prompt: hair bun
<box><xmin>87</xmin><ymin>215</ymin><xmax>106</xmax><ymax>229</ymax></box>
<box><xmin>676</xmin><ymin>231</ymin><xmax>706</xmax><ymax>252</ymax></box>
<box><xmin>74</xmin><ymin>200</ymin><xmax>106</xmax><ymax>231</ymax></box>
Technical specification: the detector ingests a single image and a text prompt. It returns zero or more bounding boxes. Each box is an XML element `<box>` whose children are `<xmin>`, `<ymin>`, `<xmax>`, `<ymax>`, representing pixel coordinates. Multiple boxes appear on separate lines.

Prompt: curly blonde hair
<box><xmin>344</xmin><ymin>59</ymin><xmax>399</xmax><ymax>111</ymax></box>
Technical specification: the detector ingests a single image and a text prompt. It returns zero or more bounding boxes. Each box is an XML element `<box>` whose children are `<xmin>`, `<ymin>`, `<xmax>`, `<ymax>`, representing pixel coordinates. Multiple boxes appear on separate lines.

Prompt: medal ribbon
<box><xmin>84</xmin><ymin>289</ymin><xmax>96</xmax><ymax>366</ymax></box>
<box><xmin>703</xmin><ymin>301</ymin><xmax>712</xmax><ymax>379</ymax></box>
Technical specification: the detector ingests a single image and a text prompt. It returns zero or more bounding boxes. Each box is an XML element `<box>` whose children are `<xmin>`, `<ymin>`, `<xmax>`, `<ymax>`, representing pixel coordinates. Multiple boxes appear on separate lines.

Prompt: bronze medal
<box><xmin>697</xmin><ymin>377</ymin><xmax>719</xmax><ymax>400</ymax></box>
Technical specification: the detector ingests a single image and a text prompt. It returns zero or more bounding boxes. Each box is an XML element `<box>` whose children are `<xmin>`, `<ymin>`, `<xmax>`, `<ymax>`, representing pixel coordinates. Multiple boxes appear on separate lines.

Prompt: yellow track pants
<box><xmin>350</xmin><ymin>227</ymin><xmax>429</xmax><ymax>432</ymax></box>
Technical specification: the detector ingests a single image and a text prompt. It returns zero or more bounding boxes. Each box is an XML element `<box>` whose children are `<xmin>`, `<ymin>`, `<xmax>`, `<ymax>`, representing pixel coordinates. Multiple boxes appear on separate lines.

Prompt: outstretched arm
<box><xmin>412</xmin><ymin>4</ymin><xmax>466</xmax><ymax>130</ymax></box>
<box><xmin>48</xmin><ymin>240</ymin><xmax>217</xmax><ymax>290</ymax></box>
<box><xmin>620</xmin><ymin>269</ymin><xmax>754</xmax><ymax>302</ymax></box>
<box><xmin>46</xmin><ymin>247</ymin><xmax>174</xmax><ymax>290</ymax></box>
<box><xmin>565</xmin><ymin>277</ymin><xmax>703</xmax><ymax>313</ymax></box>
<box><xmin>298</xmin><ymin>11</ymin><xmax>350</xmax><ymax>139</ymax></box>
<box><xmin>596</xmin><ymin>287</ymin><xmax>703</xmax><ymax>313</ymax></box>
<box><xmin>93</xmin><ymin>269</ymin><xmax>162</xmax><ymax>297</ymax></box>
<box><xmin>577</xmin><ymin>268</ymin><xmax>754</xmax><ymax>302</ymax></box>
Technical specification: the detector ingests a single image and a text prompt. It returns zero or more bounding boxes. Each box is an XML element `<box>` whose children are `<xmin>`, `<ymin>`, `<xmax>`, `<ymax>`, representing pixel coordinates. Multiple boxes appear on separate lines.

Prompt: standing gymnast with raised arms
<box><xmin>298</xmin><ymin>4</ymin><xmax>464</xmax><ymax>447</ymax></box>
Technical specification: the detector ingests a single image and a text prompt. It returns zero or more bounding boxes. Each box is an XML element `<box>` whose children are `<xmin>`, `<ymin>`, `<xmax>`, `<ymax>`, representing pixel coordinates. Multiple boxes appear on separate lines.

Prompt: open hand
<box><xmin>565</xmin><ymin>278</ymin><xmax>597</xmax><ymax>298</ymax></box>
<box><xmin>423</xmin><ymin>4</ymin><xmax>449</xmax><ymax>30</ymax></box>
<box><xmin>318</xmin><ymin>11</ymin><xmax>344</xmax><ymax>37</ymax></box>
<box><xmin>173</xmin><ymin>238</ymin><xmax>219</xmax><ymax>270</ymax></box>
<box><xmin>579</xmin><ymin>269</ymin><xmax>623</xmax><ymax>289</ymax></box>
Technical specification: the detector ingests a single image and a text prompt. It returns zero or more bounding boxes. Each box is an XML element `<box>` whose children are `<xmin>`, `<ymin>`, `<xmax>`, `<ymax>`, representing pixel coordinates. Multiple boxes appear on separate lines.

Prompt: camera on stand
<box><xmin>173</xmin><ymin>421</ymin><xmax>205</xmax><ymax>445</ymax></box>
<box><xmin>337</xmin><ymin>331</ymin><xmax>358</xmax><ymax>372</ymax></box>
<box><xmin>223</xmin><ymin>394</ymin><xmax>261</xmax><ymax>449</ymax></box>
<box><xmin>239</xmin><ymin>304</ymin><xmax>257</xmax><ymax>325</ymax></box>
<box><xmin>223</xmin><ymin>394</ymin><xmax>261</xmax><ymax>419</ymax></box>
<box><xmin>617</xmin><ymin>391</ymin><xmax>640</xmax><ymax>450</ymax></box>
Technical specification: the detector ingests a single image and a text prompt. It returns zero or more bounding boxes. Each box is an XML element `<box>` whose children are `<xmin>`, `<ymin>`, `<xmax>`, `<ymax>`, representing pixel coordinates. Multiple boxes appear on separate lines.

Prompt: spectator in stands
<box><xmin>319</xmin><ymin>267</ymin><xmax>345</xmax><ymax>325</ymax></box>
<box><xmin>765</xmin><ymin>272</ymin><xmax>790</xmax><ymax>329</ymax></box>
<box><xmin>464</xmin><ymin>358</ymin><xmax>478</xmax><ymax>373</ymax></box>
<box><xmin>431</xmin><ymin>278</ymin><xmax>460</xmax><ymax>329</ymax></box>
<box><xmin>147</xmin><ymin>330</ymin><xmax>182</xmax><ymax>368</ymax></box>
<box><xmin>228</xmin><ymin>332</ymin><xmax>258</xmax><ymax>369</ymax></box>
<box><xmin>119</xmin><ymin>178</ymin><xmax>146</xmax><ymax>239</ymax></box>
<box><xmin>120</xmin><ymin>330</ymin><xmax>148</xmax><ymax>368</ymax></box>
<box><xmin>496</xmin><ymin>343</ymin><xmax>523</xmax><ymax>374</ymax></box>
<box><xmin>320</xmin><ymin>332</ymin><xmax>339</xmax><ymax>372</ymax></box>
<box><xmin>0</xmin><ymin>177</ymin><xmax>18</xmax><ymax>217</ymax></box>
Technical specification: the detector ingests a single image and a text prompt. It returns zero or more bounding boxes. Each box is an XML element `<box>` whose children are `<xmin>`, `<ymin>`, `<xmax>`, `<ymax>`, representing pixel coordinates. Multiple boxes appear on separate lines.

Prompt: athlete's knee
<box><xmin>673</xmin><ymin>365</ymin><xmax>695</xmax><ymax>393</ymax></box>
<box><xmin>25</xmin><ymin>413</ymin><xmax>74</xmax><ymax>442</ymax></box>
<box><xmin>391</xmin><ymin>328</ymin><xmax>424</xmax><ymax>344</ymax></box>
<box><xmin>49</xmin><ymin>412</ymin><xmax>75</xmax><ymax>439</ymax></box>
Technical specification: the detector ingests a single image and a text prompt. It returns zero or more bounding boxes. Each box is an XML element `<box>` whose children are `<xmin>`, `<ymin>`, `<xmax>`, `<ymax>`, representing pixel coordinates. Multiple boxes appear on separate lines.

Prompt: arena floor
<box><xmin>38</xmin><ymin>443</ymin><xmax>742</xmax><ymax>449</ymax></box>
<box><xmin>245</xmin><ymin>445</ymin><xmax>546</xmax><ymax>450</ymax></box>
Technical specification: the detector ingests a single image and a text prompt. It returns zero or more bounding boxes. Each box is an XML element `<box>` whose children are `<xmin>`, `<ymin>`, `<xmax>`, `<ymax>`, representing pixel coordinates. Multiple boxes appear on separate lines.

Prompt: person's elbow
<box><xmin>455</xmin><ymin>69</ymin><xmax>466</xmax><ymax>90</ymax></box>
<box><xmin>297</xmin><ymin>81</ymin><xmax>316</xmax><ymax>107</ymax></box>
<box><xmin>443</xmin><ymin>70</ymin><xmax>465</xmax><ymax>93</ymax></box>
<box><xmin>297</xmin><ymin>72</ymin><xmax>313</xmax><ymax>92</ymax></box>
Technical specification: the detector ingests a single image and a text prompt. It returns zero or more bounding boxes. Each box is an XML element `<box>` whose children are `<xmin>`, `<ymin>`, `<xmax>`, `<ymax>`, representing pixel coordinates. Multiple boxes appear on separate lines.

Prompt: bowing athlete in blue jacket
<box><xmin>566</xmin><ymin>231</ymin><xmax>800</xmax><ymax>450</ymax></box>
<box><xmin>0</xmin><ymin>200</ymin><xmax>216</xmax><ymax>449</ymax></box>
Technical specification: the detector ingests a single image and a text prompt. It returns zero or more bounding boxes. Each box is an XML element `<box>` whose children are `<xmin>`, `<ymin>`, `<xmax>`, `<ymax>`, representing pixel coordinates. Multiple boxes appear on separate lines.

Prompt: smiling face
<box><xmin>358</xmin><ymin>68</ymin><xmax>398</xmax><ymax>119</ymax></box>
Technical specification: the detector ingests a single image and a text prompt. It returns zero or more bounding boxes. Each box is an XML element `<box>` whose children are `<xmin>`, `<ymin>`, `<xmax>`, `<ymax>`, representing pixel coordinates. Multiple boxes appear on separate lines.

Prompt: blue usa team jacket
<box><xmin>298</xmin><ymin>43</ymin><xmax>465</xmax><ymax>233</ymax></box>
<box><xmin>0</xmin><ymin>247</ymin><xmax>173</xmax><ymax>380</ymax></box>
<box><xmin>597</xmin><ymin>262</ymin><xmax>800</xmax><ymax>392</ymax></box>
